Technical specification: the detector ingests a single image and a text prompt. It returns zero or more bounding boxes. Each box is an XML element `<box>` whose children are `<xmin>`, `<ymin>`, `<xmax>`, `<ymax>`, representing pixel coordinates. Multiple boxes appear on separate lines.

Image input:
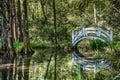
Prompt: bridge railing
<box><xmin>72</xmin><ymin>27</ymin><xmax>113</xmax><ymax>46</ymax></box>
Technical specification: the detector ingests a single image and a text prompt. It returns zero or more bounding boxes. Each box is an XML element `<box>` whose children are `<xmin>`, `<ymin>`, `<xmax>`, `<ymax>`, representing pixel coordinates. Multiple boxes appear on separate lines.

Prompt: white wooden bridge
<box><xmin>72</xmin><ymin>27</ymin><xmax>113</xmax><ymax>46</ymax></box>
<box><xmin>72</xmin><ymin>27</ymin><xmax>113</xmax><ymax>71</ymax></box>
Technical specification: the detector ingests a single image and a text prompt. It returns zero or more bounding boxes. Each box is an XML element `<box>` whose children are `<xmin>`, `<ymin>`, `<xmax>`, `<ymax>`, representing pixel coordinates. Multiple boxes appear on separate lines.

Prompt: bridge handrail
<box><xmin>83</xmin><ymin>27</ymin><xmax>112</xmax><ymax>40</ymax></box>
<box><xmin>72</xmin><ymin>27</ymin><xmax>113</xmax><ymax>46</ymax></box>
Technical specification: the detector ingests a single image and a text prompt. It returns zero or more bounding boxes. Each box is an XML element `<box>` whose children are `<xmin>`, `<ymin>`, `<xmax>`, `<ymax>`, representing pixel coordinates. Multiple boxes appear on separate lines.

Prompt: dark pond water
<box><xmin>29</xmin><ymin>49</ymin><xmax>74</xmax><ymax>80</ymax></box>
<box><xmin>0</xmin><ymin>49</ymin><xmax>77</xmax><ymax>80</ymax></box>
<box><xmin>0</xmin><ymin>48</ymin><xmax>119</xmax><ymax>80</ymax></box>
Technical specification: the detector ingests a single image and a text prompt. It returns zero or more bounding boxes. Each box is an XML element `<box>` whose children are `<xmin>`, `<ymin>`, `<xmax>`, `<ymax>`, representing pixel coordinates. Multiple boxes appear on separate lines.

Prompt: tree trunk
<box><xmin>1</xmin><ymin>14</ymin><xmax>7</xmax><ymax>54</ymax></box>
<box><xmin>22</xmin><ymin>0</ymin><xmax>33</xmax><ymax>55</ymax></box>
<box><xmin>21</xmin><ymin>1</ymin><xmax>34</xmax><ymax>80</ymax></box>
<box><xmin>18</xmin><ymin>58</ymin><xmax>23</xmax><ymax>80</ymax></box>
<box><xmin>1</xmin><ymin>0</ymin><xmax>7</xmax><ymax>55</ymax></box>
<box><xmin>17</xmin><ymin>0</ymin><xmax>23</xmax><ymax>42</ymax></box>
<box><xmin>54</xmin><ymin>52</ymin><xmax>57</xmax><ymax>80</ymax></box>
<box><xmin>13</xmin><ymin>0</ymin><xmax>17</xmax><ymax>42</ymax></box>
<box><xmin>7</xmin><ymin>1</ymin><xmax>16</xmax><ymax>80</ymax></box>
<box><xmin>53</xmin><ymin>0</ymin><xmax>58</xmax><ymax>45</ymax></box>
<box><xmin>6</xmin><ymin>0</ymin><xmax>16</xmax><ymax>60</ymax></box>
<box><xmin>23</xmin><ymin>56</ymin><xmax>31</xmax><ymax>80</ymax></box>
<box><xmin>1</xmin><ymin>1</ymin><xmax>8</xmax><ymax>79</ymax></box>
<box><xmin>1</xmin><ymin>0</ymin><xmax>16</xmax><ymax>80</ymax></box>
<box><xmin>13</xmin><ymin>21</ymin><xmax>17</xmax><ymax>42</ymax></box>
<box><xmin>40</xmin><ymin>0</ymin><xmax>51</xmax><ymax>42</ymax></box>
<box><xmin>2</xmin><ymin>56</ymin><xmax>9</xmax><ymax>80</ymax></box>
<box><xmin>44</xmin><ymin>53</ymin><xmax>54</xmax><ymax>79</ymax></box>
<box><xmin>94</xmin><ymin>4</ymin><xmax>97</xmax><ymax>24</ymax></box>
<box><xmin>13</xmin><ymin>58</ymin><xmax>17</xmax><ymax>80</ymax></box>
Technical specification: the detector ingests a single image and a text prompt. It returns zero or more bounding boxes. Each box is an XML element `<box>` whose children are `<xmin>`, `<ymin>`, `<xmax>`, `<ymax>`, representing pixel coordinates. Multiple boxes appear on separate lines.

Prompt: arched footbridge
<box><xmin>72</xmin><ymin>27</ymin><xmax>113</xmax><ymax>47</ymax></box>
<box><xmin>72</xmin><ymin>27</ymin><xmax>113</xmax><ymax>71</ymax></box>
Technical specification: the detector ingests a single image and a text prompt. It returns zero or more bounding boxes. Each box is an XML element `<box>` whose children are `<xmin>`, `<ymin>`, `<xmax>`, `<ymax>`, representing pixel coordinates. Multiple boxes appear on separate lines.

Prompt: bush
<box><xmin>13</xmin><ymin>42</ymin><xmax>23</xmax><ymax>51</ymax></box>
<box><xmin>89</xmin><ymin>39</ymin><xmax>106</xmax><ymax>50</ymax></box>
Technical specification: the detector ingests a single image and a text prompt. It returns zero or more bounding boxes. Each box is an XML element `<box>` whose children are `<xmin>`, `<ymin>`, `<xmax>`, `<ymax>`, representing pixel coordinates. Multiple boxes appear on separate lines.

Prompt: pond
<box><xmin>29</xmin><ymin>48</ymin><xmax>74</xmax><ymax>80</ymax></box>
<box><xmin>0</xmin><ymin>48</ymin><xmax>119</xmax><ymax>80</ymax></box>
<box><xmin>0</xmin><ymin>49</ymin><xmax>76</xmax><ymax>80</ymax></box>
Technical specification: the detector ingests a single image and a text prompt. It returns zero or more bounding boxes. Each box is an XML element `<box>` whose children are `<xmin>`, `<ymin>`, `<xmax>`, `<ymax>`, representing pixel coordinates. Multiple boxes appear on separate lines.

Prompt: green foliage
<box><xmin>112</xmin><ymin>59</ymin><xmax>120</xmax><ymax>69</ymax></box>
<box><xmin>13</xmin><ymin>41</ymin><xmax>51</xmax><ymax>52</ymax></box>
<box><xmin>1</xmin><ymin>0</ymin><xmax>120</xmax><ymax>79</ymax></box>
<box><xmin>0</xmin><ymin>37</ymin><xmax>1</xmax><ymax>42</ymax></box>
<box><xmin>77</xmin><ymin>67</ymin><xmax>81</xmax><ymax>80</ymax></box>
<box><xmin>26</xmin><ymin>0</ymin><xmax>118</xmax><ymax>46</ymax></box>
<box><xmin>13</xmin><ymin>42</ymin><xmax>23</xmax><ymax>52</ymax></box>
<box><xmin>60</xmin><ymin>40</ymin><xmax>72</xmax><ymax>47</ymax></box>
<box><xmin>114</xmin><ymin>41</ymin><xmax>120</xmax><ymax>50</ymax></box>
<box><xmin>89</xmin><ymin>39</ymin><xmax>106</xmax><ymax>50</ymax></box>
<box><xmin>30</xmin><ymin>41</ymin><xmax>51</xmax><ymax>48</ymax></box>
<box><xmin>94</xmin><ymin>70</ymin><xmax>113</xmax><ymax>80</ymax></box>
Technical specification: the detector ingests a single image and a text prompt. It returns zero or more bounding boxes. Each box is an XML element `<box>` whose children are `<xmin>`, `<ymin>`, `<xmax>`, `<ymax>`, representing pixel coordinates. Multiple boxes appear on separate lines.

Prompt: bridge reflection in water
<box><xmin>72</xmin><ymin>49</ymin><xmax>112</xmax><ymax>72</ymax></box>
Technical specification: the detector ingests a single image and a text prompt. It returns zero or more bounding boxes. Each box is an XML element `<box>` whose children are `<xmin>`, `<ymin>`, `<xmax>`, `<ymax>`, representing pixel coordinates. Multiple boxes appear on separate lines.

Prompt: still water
<box><xmin>29</xmin><ymin>49</ymin><xmax>74</xmax><ymax>80</ymax></box>
<box><xmin>0</xmin><ymin>48</ymin><xmax>119</xmax><ymax>80</ymax></box>
<box><xmin>0</xmin><ymin>49</ymin><xmax>77</xmax><ymax>80</ymax></box>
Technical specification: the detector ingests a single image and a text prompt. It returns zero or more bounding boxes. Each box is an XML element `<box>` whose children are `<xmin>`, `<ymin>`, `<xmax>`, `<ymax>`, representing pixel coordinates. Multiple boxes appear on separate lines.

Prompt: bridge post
<box><xmin>110</xmin><ymin>31</ymin><xmax>113</xmax><ymax>41</ymax></box>
<box><xmin>82</xmin><ymin>27</ymin><xmax>87</xmax><ymax>36</ymax></box>
<box><xmin>97</xmin><ymin>27</ymin><xmax>101</xmax><ymax>37</ymax></box>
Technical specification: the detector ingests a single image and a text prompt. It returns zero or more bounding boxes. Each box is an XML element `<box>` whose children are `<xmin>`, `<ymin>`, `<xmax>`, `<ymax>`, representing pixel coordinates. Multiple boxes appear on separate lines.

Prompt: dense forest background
<box><xmin>0</xmin><ymin>0</ymin><xmax>120</xmax><ymax>51</ymax></box>
<box><xmin>0</xmin><ymin>0</ymin><xmax>120</xmax><ymax>80</ymax></box>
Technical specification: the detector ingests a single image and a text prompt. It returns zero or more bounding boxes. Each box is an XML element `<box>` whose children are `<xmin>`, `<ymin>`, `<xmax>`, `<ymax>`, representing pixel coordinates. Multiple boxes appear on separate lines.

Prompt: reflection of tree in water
<box><xmin>0</xmin><ymin>52</ymin><xmax>33</xmax><ymax>80</ymax></box>
<box><xmin>30</xmin><ymin>49</ymin><xmax>77</xmax><ymax>80</ymax></box>
<box><xmin>1</xmin><ymin>56</ymin><xmax>13</xmax><ymax>80</ymax></box>
<box><xmin>1</xmin><ymin>49</ymin><xmax>118</xmax><ymax>80</ymax></box>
